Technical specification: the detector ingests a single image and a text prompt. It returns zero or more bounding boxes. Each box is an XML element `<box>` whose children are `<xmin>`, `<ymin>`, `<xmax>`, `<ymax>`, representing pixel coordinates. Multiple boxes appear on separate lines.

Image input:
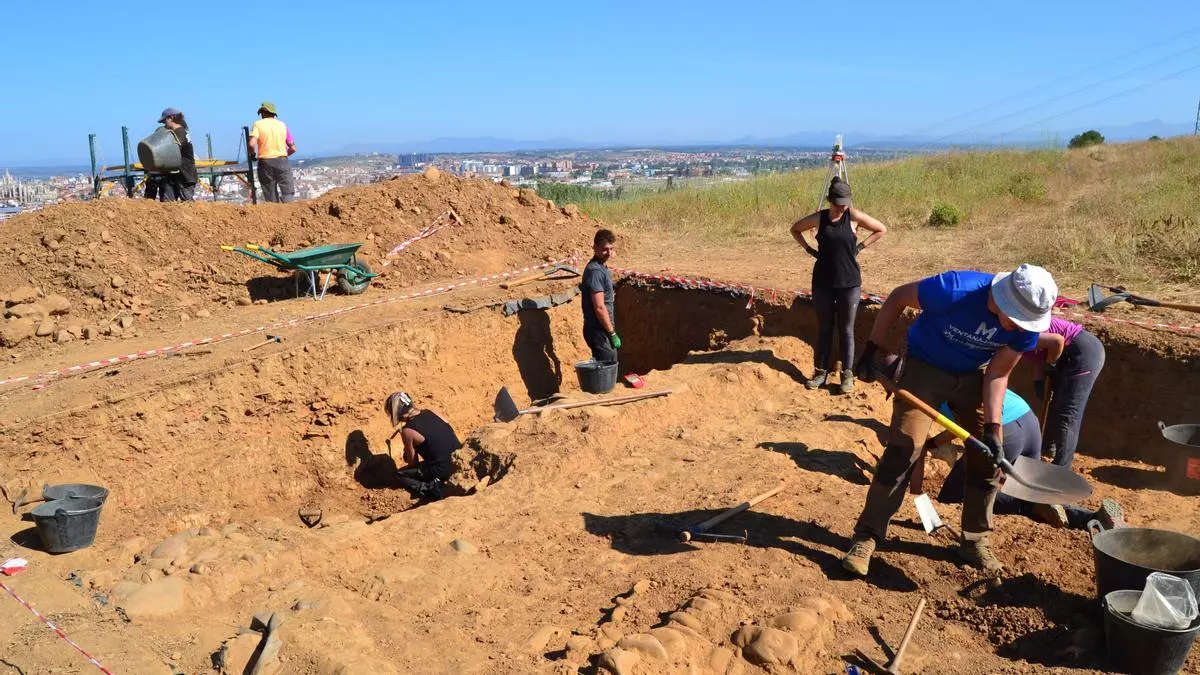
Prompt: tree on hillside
<box><xmin>1068</xmin><ymin>130</ymin><xmax>1105</xmax><ymax>149</ymax></box>
<box><xmin>1149</xmin><ymin>135</ymin><xmax>1162</xmax><ymax>141</ymax></box>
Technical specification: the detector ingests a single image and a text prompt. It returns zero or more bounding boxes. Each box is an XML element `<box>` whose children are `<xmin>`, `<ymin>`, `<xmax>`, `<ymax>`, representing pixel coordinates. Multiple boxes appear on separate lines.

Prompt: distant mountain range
<box><xmin>332</xmin><ymin>119</ymin><xmax>1194</xmax><ymax>155</ymax></box>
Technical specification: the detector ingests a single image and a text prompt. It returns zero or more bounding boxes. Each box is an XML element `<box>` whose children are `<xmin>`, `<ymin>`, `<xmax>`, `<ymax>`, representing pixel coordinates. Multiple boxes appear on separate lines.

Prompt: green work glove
<box><xmin>609</xmin><ymin>332</ymin><xmax>622</xmax><ymax>349</ymax></box>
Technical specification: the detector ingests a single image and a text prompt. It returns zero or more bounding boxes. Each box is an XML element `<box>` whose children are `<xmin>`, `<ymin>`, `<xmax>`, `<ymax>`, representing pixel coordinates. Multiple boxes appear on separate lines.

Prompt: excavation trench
<box><xmin>3</xmin><ymin>281</ymin><xmax>1197</xmax><ymax>545</ymax></box>
<box><xmin>0</xmin><ymin>281</ymin><xmax>1197</xmax><ymax>673</ymax></box>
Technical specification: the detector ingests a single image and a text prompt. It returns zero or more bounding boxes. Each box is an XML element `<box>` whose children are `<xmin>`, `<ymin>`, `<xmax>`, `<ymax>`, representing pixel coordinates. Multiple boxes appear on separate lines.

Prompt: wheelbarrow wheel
<box><xmin>338</xmin><ymin>260</ymin><xmax>373</xmax><ymax>295</ymax></box>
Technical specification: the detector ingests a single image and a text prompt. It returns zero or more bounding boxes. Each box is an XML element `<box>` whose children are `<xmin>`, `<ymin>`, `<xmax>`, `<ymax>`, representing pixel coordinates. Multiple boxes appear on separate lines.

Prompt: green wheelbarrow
<box><xmin>221</xmin><ymin>242</ymin><xmax>378</xmax><ymax>300</ymax></box>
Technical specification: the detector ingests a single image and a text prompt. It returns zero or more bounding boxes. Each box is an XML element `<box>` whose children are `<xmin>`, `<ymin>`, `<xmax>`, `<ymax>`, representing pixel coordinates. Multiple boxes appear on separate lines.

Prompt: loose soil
<box><xmin>0</xmin><ymin>177</ymin><xmax>1197</xmax><ymax>674</ymax></box>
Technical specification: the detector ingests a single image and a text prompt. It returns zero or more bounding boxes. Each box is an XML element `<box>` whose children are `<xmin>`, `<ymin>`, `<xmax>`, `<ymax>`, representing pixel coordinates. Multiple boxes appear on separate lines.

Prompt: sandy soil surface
<box><xmin>0</xmin><ymin>176</ymin><xmax>1197</xmax><ymax>674</ymax></box>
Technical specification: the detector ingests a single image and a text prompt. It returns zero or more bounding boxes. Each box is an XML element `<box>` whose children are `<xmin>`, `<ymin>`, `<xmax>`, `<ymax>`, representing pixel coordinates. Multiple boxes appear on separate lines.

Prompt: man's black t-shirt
<box><xmin>404</xmin><ymin>410</ymin><xmax>461</xmax><ymax>481</ymax></box>
<box><xmin>581</xmin><ymin>258</ymin><xmax>614</xmax><ymax>332</ymax></box>
<box><xmin>169</xmin><ymin>126</ymin><xmax>198</xmax><ymax>186</ymax></box>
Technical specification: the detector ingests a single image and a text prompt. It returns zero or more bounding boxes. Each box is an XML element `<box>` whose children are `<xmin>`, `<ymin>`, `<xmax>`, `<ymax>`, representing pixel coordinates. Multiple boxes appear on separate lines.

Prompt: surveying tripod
<box><xmin>814</xmin><ymin>134</ymin><xmax>849</xmax><ymax>211</ymax></box>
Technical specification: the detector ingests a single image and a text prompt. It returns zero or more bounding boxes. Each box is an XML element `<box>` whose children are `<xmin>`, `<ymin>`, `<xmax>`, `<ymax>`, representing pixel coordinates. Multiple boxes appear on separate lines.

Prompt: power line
<box><xmin>982</xmin><ymin>62</ymin><xmax>1200</xmax><ymax>143</ymax></box>
<box><xmin>899</xmin><ymin>24</ymin><xmax>1200</xmax><ymax>139</ymax></box>
<box><xmin>934</xmin><ymin>42</ymin><xmax>1200</xmax><ymax>143</ymax></box>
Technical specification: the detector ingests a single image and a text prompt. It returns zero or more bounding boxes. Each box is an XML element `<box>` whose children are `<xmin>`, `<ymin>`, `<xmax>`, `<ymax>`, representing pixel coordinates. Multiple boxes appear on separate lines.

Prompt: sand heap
<box><xmin>0</xmin><ymin>170</ymin><xmax>598</xmax><ymax>350</ymax></box>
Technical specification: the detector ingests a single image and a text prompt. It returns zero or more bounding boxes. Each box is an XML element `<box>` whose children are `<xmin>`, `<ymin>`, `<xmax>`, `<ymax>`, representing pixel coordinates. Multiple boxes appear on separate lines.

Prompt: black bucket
<box><xmin>576</xmin><ymin>359</ymin><xmax>618</xmax><ymax>394</ymax></box>
<box><xmin>42</xmin><ymin>483</ymin><xmax>109</xmax><ymax>503</ymax></box>
<box><xmin>1093</xmin><ymin>528</ymin><xmax>1200</xmax><ymax>602</ymax></box>
<box><xmin>30</xmin><ymin>498</ymin><xmax>104</xmax><ymax>554</ymax></box>
<box><xmin>1104</xmin><ymin>589</ymin><xmax>1200</xmax><ymax>675</ymax></box>
<box><xmin>1159</xmin><ymin>422</ymin><xmax>1200</xmax><ymax>496</ymax></box>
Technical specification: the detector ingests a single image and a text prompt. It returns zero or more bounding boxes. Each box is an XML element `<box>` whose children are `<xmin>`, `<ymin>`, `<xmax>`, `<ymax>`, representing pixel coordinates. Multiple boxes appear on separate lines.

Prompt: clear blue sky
<box><xmin>3</xmin><ymin>0</ymin><xmax>1199</xmax><ymax>165</ymax></box>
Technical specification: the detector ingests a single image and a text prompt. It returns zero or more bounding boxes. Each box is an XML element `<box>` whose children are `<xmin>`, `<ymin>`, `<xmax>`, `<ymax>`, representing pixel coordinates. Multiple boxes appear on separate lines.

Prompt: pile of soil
<box><xmin>0</xmin><ymin>169</ymin><xmax>599</xmax><ymax>352</ymax></box>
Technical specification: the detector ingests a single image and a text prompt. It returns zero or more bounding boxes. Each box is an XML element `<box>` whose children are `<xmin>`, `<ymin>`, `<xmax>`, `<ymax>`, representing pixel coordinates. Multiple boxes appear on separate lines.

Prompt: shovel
<box><xmin>1087</xmin><ymin>284</ymin><xmax>1200</xmax><ymax>314</ymax></box>
<box><xmin>498</xmin><ymin>264</ymin><xmax>580</xmax><ymax>290</ymax></box>
<box><xmin>877</xmin><ymin>379</ymin><xmax>1092</xmax><ymax>504</ymax></box>
<box><xmin>493</xmin><ymin>386</ymin><xmax>671</xmax><ymax>422</ymax></box>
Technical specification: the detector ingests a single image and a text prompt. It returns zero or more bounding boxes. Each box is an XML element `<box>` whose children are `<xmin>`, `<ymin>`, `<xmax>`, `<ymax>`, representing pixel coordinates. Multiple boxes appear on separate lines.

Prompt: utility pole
<box><xmin>1195</xmin><ymin>98</ymin><xmax>1200</xmax><ymax>135</ymax></box>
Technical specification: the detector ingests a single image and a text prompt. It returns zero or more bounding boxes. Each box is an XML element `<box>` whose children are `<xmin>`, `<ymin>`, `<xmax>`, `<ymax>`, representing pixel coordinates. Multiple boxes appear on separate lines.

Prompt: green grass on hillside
<box><xmin>584</xmin><ymin>138</ymin><xmax>1200</xmax><ymax>283</ymax></box>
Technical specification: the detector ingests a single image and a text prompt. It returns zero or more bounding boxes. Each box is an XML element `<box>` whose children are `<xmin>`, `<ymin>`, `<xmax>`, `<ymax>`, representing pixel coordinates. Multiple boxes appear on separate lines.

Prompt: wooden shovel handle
<box><xmin>529</xmin><ymin>389</ymin><xmax>672</xmax><ymax>414</ymax></box>
<box><xmin>1156</xmin><ymin>301</ymin><xmax>1200</xmax><ymax>314</ymax></box>
<box><xmin>499</xmin><ymin>271</ymin><xmax>547</xmax><ymax>289</ymax></box>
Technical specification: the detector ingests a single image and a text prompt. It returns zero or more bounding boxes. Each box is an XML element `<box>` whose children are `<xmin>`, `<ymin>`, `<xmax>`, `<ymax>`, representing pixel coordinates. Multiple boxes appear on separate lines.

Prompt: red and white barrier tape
<box><xmin>1</xmin><ymin>255</ymin><xmax>579</xmax><ymax>390</ymax></box>
<box><xmin>614</xmin><ymin>267</ymin><xmax>1200</xmax><ymax>338</ymax></box>
<box><xmin>380</xmin><ymin>210</ymin><xmax>454</xmax><ymax>267</ymax></box>
<box><xmin>0</xmin><ymin>580</ymin><xmax>114</xmax><ymax>674</ymax></box>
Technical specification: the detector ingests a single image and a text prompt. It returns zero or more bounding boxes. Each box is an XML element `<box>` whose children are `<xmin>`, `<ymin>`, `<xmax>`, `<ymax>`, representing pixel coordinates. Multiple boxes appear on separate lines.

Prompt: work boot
<box><xmin>838</xmin><ymin>369</ymin><xmax>856</xmax><ymax>394</ymax></box>
<box><xmin>1094</xmin><ymin>498</ymin><xmax>1126</xmax><ymax>530</ymax></box>
<box><xmin>841</xmin><ymin>537</ymin><xmax>876</xmax><ymax>577</ymax></box>
<box><xmin>1031</xmin><ymin>503</ymin><xmax>1069</xmax><ymax>528</ymax></box>
<box><xmin>958</xmin><ymin>536</ymin><xmax>1004</xmax><ymax>572</ymax></box>
<box><xmin>805</xmin><ymin>369</ymin><xmax>828</xmax><ymax>390</ymax></box>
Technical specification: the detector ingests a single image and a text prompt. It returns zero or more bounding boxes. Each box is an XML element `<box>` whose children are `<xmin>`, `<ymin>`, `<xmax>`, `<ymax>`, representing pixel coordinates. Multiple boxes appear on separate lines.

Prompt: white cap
<box><xmin>991</xmin><ymin>264</ymin><xmax>1057</xmax><ymax>332</ymax></box>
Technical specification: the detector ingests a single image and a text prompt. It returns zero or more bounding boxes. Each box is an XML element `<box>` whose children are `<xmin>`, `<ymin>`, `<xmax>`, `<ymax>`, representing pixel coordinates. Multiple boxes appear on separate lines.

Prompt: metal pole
<box><xmin>206</xmin><ymin>133</ymin><xmax>218</xmax><ymax>199</ymax></box>
<box><xmin>121</xmin><ymin>126</ymin><xmax>132</xmax><ymax>198</ymax></box>
<box><xmin>243</xmin><ymin>125</ymin><xmax>257</xmax><ymax>205</ymax></box>
<box><xmin>88</xmin><ymin>134</ymin><xmax>99</xmax><ymax>198</ymax></box>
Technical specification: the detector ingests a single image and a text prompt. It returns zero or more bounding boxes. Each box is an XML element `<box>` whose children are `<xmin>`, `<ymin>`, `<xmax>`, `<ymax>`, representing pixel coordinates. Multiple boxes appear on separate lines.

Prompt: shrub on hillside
<box><xmin>1068</xmin><ymin>130</ymin><xmax>1105</xmax><ymax>149</ymax></box>
<box><xmin>1149</xmin><ymin>135</ymin><xmax>1162</xmax><ymax>141</ymax></box>
<box><xmin>1006</xmin><ymin>172</ymin><xmax>1048</xmax><ymax>203</ymax></box>
<box><xmin>927</xmin><ymin>203</ymin><xmax>964</xmax><ymax>227</ymax></box>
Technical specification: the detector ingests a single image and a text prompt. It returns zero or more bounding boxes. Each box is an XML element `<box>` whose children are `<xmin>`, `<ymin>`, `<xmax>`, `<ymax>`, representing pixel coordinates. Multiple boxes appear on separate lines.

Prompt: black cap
<box><xmin>828</xmin><ymin>178</ymin><xmax>852</xmax><ymax>205</ymax></box>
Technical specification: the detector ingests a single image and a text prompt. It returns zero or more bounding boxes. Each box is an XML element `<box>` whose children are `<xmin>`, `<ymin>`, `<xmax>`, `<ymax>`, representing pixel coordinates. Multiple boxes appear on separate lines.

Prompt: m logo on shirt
<box><xmin>974</xmin><ymin>322</ymin><xmax>998</xmax><ymax>341</ymax></box>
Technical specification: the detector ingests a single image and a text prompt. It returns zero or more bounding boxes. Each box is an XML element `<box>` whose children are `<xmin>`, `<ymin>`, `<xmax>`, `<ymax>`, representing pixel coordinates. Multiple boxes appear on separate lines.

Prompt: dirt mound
<box><xmin>0</xmin><ymin>172</ymin><xmax>598</xmax><ymax>353</ymax></box>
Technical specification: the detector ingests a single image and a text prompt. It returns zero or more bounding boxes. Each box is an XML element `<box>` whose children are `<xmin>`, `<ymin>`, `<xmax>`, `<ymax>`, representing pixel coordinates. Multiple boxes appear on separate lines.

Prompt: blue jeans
<box><xmin>1044</xmin><ymin>329</ymin><xmax>1105</xmax><ymax>468</ymax></box>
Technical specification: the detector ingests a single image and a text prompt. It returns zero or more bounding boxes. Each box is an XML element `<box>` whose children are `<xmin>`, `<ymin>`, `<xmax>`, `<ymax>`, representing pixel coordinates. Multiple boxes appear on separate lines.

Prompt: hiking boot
<box><xmin>420</xmin><ymin>479</ymin><xmax>445</xmax><ymax>501</ymax></box>
<box><xmin>1031</xmin><ymin>503</ymin><xmax>1069</xmax><ymax>528</ymax></box>
<box><xmin>1094</xmin><ymin>498</ymin><xmax>1126</xmax><ymax>530</ymax></box>
<box><xmin>805</xmin><ymin>369</ymin><xmax>828</xmax><ymax>390</ymax></box>
<box><xmin>838</xmin><ymin>369</ymin><xmax>856</xmax><ymax>394</ymax></box>
<box><xmin>958</xmin><ymin>538</ymin><xmax>1004</xmax><ymax>572</ymax></box>
<box><xmin>841</xmin><ymin>537</ymin><xmax>876</xmax><ymax>577</ymax></box>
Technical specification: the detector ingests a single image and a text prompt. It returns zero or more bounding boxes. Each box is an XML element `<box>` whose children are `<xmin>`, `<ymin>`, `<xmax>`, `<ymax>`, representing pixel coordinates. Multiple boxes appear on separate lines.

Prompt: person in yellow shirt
<box><xmin>248</xmin><ymin>101</ymin><xmax>297</xmax><ymax>203</ymax></box>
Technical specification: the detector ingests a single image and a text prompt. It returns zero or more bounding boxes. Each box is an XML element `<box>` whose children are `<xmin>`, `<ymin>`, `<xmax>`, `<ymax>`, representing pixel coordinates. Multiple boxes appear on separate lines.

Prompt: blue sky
<box><xmin>3</xmin><ymin>0</ymin><xmax>1199</xmax><ymax>164</ymax></box>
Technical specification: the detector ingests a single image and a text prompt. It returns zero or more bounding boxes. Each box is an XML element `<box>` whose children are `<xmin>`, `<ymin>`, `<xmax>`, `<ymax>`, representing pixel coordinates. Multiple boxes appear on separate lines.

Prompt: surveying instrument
<box><xmin>814</xmin><ymin>134</ymin><xmax>850</xmax><ymax>210</ymax></box>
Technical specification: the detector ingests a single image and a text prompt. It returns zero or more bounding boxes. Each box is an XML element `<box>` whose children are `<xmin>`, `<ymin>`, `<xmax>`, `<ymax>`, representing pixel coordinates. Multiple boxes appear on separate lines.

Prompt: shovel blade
<box><xmin>493</xmin><ymin>387</ymin><xmax>520</xmax><ymax>423</ymax></box>
<box><xmin>1087</xmin><ymin>284</ymin><xmax>1131</xmax><ymax>313</ymax></box>
<box><xmin>912</xmin><ymin>493</ymin><xmax>944</xmax><ymax>534</ymax></box>
<box><xmin>1000</xmin><ymin>456</ymin><xmax>1093</xmax><ymax>504</ymax></box>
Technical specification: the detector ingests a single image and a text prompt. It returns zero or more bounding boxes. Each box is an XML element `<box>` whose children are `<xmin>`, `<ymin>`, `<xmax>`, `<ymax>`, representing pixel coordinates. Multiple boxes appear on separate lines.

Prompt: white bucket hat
<box><xmin>991</xmin><ymin>264</ymin><xmax>1057</xmax><ymax>332</ymax></box>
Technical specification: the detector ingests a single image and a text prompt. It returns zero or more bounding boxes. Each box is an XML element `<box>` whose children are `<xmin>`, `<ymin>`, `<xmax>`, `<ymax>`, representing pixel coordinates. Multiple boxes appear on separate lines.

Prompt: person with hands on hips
<box><xmin>843</xmin><ymin>264</ymin><xmax>1058</xmax><ymax>576</ymax></box>
<box><xmin>582</xmin><ymin>229</ymin><xmax>620</xmax><ymax>363</ymax></box>
<box><xmin>789</xmin><ymin>177</ymin><xmax>887</xmax><ymax>394</ymax></box>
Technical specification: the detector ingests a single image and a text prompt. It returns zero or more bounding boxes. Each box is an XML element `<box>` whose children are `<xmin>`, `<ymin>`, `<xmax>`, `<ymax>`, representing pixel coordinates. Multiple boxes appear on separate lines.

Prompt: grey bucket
<box><xmin>576</xmin><ymin>359</ymin><xmax>618</xmax><ymax>394</ymax></box>
<box><xmin>1104</xmin><ymin>589</ymin><xmax>1200</xmax><ymax>675</ymax></box>
<box><xmin>1159</xmin><ymin>422</ymin><xmax>1200</xmax><ymax>495</ymax></box>
<box><xmin>43</xmin><ymin>483</ymin><xmax>109</xmax><ymax>503</ymax></box>
<box><xmin>137</xmin><ymin>127</ymin><xmax>182</xmax><ymax>173</ymax></box>
<box><xmin>30</xmin><ymin>498</ymin><xmax>104</xmax><ymax>554</ymax></box>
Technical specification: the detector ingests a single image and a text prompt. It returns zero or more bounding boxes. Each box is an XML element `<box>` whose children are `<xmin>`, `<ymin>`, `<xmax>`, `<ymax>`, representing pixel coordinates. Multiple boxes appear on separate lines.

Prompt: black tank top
<box><xmin>404</xmin><ymin>410</ymin><xmax>461</xmax><ymax>480</ymax></box>
<box><xmin>812</xmin><ymin>208</ymin><xmax>861</xmax><ymax>289</ymax></box>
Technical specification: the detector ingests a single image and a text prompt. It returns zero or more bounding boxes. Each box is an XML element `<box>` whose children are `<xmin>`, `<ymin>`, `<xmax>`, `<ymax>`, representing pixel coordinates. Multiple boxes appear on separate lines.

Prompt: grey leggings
<box><xmin>811</xmin><ymin>286</ymin><xmax>860</xmax><ymax>372</ymax></box>
<box><xmin>1045</xmin><ymin>329</ymin><xmax>1105</xmax><ymax>468</ymax></box>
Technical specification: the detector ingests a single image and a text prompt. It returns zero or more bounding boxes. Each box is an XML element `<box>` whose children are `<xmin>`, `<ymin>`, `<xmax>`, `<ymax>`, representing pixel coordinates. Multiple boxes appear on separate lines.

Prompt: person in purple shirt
<box><xmin>842</xmin><ymin>264</ymin><xmax>1058</xmax><ymax>576</ymax></box>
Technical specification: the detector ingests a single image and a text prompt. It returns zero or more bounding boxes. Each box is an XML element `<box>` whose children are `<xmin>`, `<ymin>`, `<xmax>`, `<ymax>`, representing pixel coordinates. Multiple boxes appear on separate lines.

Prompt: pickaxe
<box><xmin>244</xmin><ymin>334</ymin><xmax>283</xmax><ymax>352</ymax></box>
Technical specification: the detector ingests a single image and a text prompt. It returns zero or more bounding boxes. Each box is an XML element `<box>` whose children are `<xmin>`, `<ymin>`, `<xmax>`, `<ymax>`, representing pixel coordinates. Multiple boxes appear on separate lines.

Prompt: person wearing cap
<box><xmin>582</xmin><ymin>229</ymin><xmax>620</xmax><ymax>364</ymax></box>
<box><xmin>841</xmin><ymin>263</ymin><xmax>1058</xmax><ymax>576</ymax></box>
<box><xmin>1026</xmin><ymin>317</ymin><xmax>1106</xmax><ymax>471</ymax></box>
<box><xmin>925</xmin><ymin>389</ymin><xmax>1126</xmax><ymax>531</ymax></box>
<box><xmin>790</xmin><ymin>176</ymin><xmax>887</xmax><ymax>394</ymax></box>
<box><xmin>248</xmin><ymin>102</ymin><xmax>297</xmax><ymax>203</ymax></box>
<box><xmin>384</xmin><ymin>392</ymin><xmax>462</xmax><ymax>501</ymax></box>
<box><xmin>150</xmin><ymin>108</ymin><xmax>197</xmax><ymax>201</ymax></box>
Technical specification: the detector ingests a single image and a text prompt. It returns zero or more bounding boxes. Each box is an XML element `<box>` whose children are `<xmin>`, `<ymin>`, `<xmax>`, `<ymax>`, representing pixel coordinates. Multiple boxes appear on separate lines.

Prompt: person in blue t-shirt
<box><xmin>840</xmin><ymin>264</ymin><xmax>1058</xmax><ymax>577</ymax></box>
<box><xmin>930</xmin><ymin>390</ymin><xmax>1126</xmax><ymax>531</ymax></box>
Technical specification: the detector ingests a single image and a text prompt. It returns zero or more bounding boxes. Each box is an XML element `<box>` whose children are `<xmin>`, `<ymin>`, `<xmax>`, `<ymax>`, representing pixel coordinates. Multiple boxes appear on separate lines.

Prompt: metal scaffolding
<box><xmin>89</xmin><ymin>126</ymin><xmax>258</xmax><ymax>204</ymax></box>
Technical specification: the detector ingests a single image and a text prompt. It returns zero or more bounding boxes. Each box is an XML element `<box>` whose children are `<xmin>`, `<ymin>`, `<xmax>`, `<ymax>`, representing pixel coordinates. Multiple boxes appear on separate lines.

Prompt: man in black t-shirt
<box><xmin>581</xmin><ymin>229</ymin><xmax>619</xmax><ymax>363</ymax></box>
<box><xmin>156</xmin><ymin>108</ymin><xmax>197</xmax><ymax>201</ymax></box>
<box><xmin>385</xmin><ymin>392</ymin><xmax>462</xmax><ymax>501</ymax></box>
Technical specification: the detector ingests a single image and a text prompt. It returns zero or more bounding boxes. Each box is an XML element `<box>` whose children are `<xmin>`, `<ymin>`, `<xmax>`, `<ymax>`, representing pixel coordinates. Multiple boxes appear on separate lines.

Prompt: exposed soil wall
<box><xmin>617</xmin><ymin>282</ymin><xmax>1200</xmax><ymax>465</ymax></box>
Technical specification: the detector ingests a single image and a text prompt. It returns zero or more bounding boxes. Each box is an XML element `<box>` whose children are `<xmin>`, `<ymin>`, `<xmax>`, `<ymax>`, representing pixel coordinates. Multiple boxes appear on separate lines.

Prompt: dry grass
<box><xmin>588</xmin><ymin>137</ymin><xmax>1200</xmax><ymax>288</ymax></box>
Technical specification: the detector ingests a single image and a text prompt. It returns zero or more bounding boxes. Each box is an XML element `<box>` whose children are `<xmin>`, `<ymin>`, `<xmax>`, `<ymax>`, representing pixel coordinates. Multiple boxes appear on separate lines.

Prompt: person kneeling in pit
<box><xmin>385</xmin><ymin>392</ymin><xmax>462</xmax><ymax>501</ymax></box>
